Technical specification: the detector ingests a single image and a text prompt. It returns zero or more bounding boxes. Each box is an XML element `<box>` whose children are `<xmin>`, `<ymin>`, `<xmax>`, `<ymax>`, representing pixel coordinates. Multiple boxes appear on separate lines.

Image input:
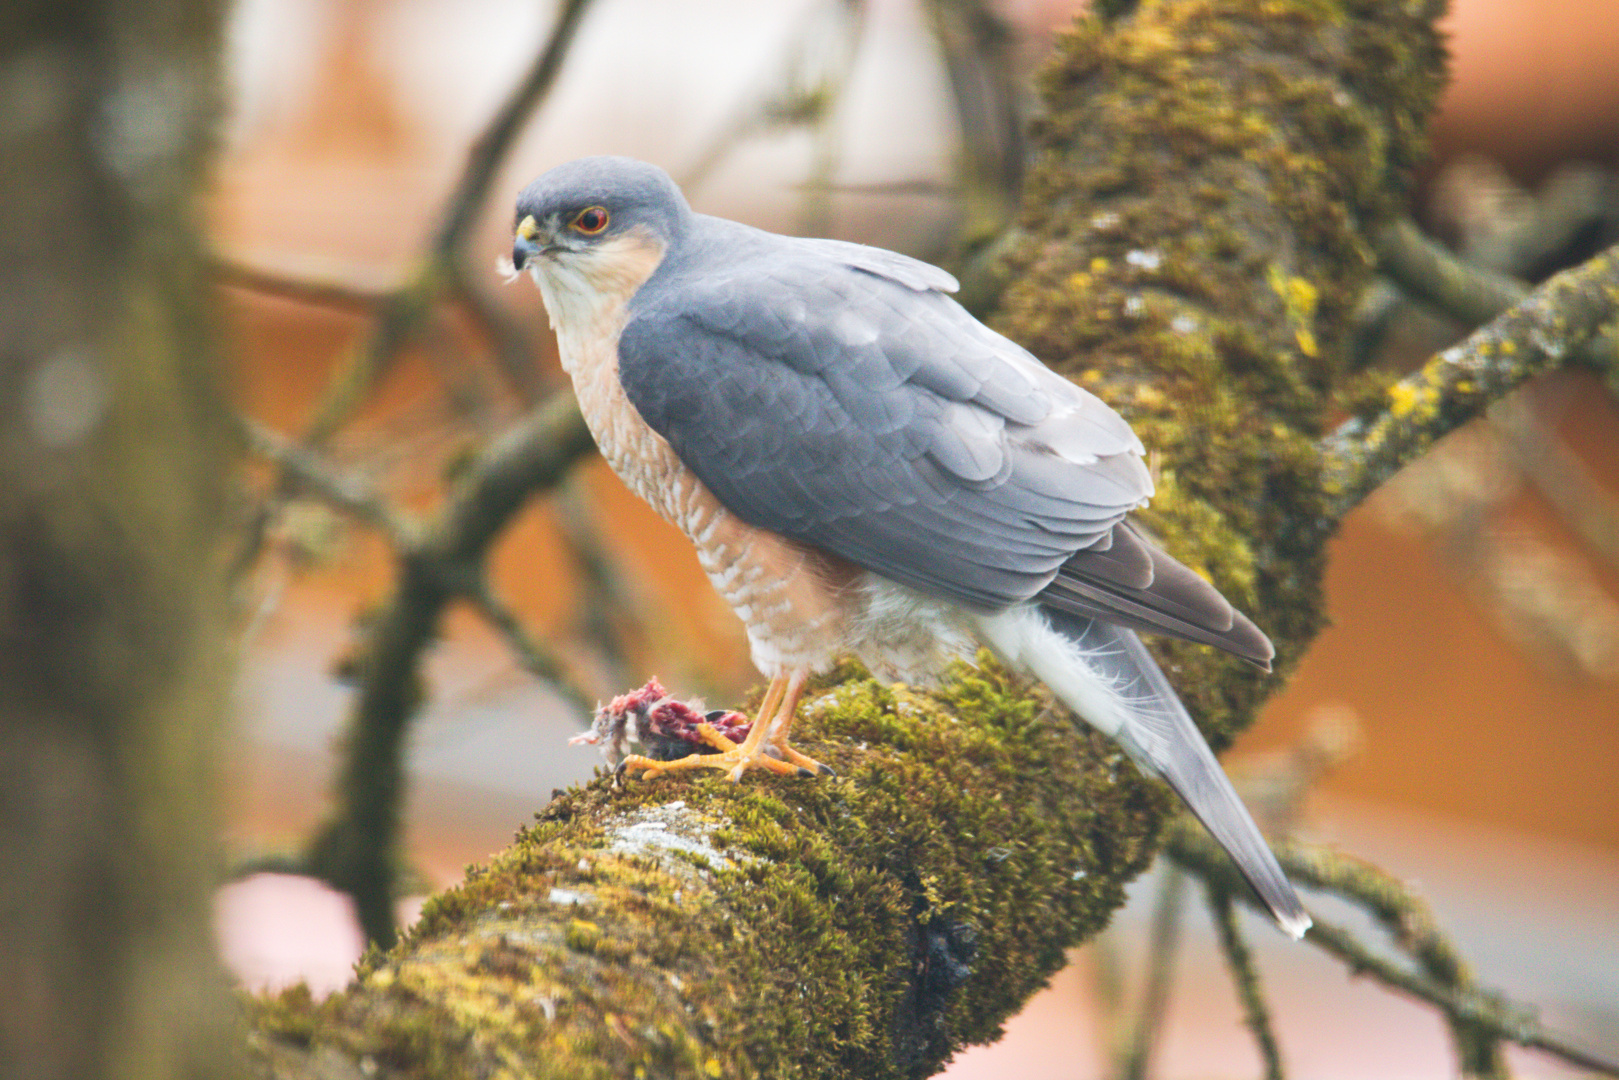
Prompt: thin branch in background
<box><xmin>1165</xmin><ymin>826</ymin><xmax>1619</xmax><ymax>1079</ymax></box>
<box><xmin>1206</xmin><ymin>886</ymin><xmax>1283</xmax><ymax>1080</ymax></box>
<box><xmin>221</xmin><ymin>0</ymin><xmax>594</xmax><ymax>592</ymax></box>
<box><xmin>301</xmin><ymin>0</ymin><xmax>597</xmax><ymax>447</ymax></box>
<box><xmin>1495</xmin><ymin>395</ymin><xmax>1619</xmax><ymax>575</ymax></box>
<box><xmin>922</xmin><ymin>0</ymin><xmax>1025</xmax><ymax>248</ymax></box>
<box><xmin>1114</xmin><ymin>864</ymin><xmax>1187</xmax><ymax>1080</ymax></box>
<box><xmin>553</xmin><ymin>473</ymin><xmax>641</xmax><ymax>695</ymax></box>
<box><xmin>1374</xmin><ymin>217</ymin><xmax>1528</xmax><ymax>327</ymax></box>
<box><xmin>1375</xmin><ymin>214</ymin><xmax>1619</xmax><ymax>389</ymax></box>
<box><xmin>1372</xmin><ymin>395</ymin><xmax>1619</xmax><ymax>680</ymax></box>
<box><xmin>1283</xmin><ymin>846</ymin><xmax>1506</xmax><ymax>1077</ymax></box>
<box><xmin>1318</xmin><ymin>242</ymin><xmax>1619</xmax><ymax>523</ymax></box>
<box><xmin>1304</xmin><ymin>918</ymin><xmax>1619</xmax><ymax>1079</ymax></box>
<box><xmin>796</xmin><ymin>2</ymin><xmax>868</xmax><ymax>238</ymax></box>
<box><xmin>461</xmin><ymin>574</ymin><xmax>592</xmax><ymax>718</ymax></box>
<box><xmin>680</xmin><ymin>0</ymin><xmax>867</xmax><ymax>203</ymax></box>
<box><xmin>303</xmin><ymin>390</ymin><xmax>596</xmax><ymax>947</ymax></box>
<box><xmin>449</xmin><ymin>274</ymin><xmax>551</xmax><ymax>405</ymax></box>
<box><xmin>1430</xmin><ymin>157</ymin><xmax>1616</xmax><ymax>282</ymax></box>
<box><xmin>239</xmin><ymin>416</ymin><xmax>418</xmax><ymax>546</ymax></box>
<box><xmin>214</xmin><ymin>255</ymin><xmax>396</xmax><ymax>312</ymax></box>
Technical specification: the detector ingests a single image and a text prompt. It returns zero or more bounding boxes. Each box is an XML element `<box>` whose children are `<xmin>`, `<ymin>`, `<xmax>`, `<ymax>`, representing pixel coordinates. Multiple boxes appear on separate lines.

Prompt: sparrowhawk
<box><xmin>510</xmin><ymin>156</ymin><xmax>1309</xmax><ymax>938</ymax></box>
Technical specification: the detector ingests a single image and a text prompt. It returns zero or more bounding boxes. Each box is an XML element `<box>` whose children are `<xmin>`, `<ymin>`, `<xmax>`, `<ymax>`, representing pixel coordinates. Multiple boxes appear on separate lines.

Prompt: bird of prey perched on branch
<box><xmin>511</xmin><ymin>156</ymin><xmax>1309</xmax><ymax>938</ymax></box>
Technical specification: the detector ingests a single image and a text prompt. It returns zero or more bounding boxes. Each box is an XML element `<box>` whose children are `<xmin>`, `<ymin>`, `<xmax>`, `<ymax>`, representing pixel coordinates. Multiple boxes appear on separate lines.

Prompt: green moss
<box><xmin>247</xmin><ymin>657</ymin><xmax>1165</xmax><ymax>1079</ymax></box>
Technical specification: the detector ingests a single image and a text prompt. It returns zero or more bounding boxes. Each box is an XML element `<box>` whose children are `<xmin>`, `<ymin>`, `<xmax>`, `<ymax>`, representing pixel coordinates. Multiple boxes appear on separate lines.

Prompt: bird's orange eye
<box><xmin>571</xmin><ymin>206</ymin><xmax>609</xmax><ymax>235</ymax></box>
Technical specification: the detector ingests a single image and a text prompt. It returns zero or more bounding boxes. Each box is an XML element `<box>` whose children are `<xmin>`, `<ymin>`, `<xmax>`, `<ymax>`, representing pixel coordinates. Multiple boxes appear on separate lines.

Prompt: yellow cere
<box><xmin>517</xmin><ymin>215</ymin><xmax>540</xmax><ymax>241</ymax></box>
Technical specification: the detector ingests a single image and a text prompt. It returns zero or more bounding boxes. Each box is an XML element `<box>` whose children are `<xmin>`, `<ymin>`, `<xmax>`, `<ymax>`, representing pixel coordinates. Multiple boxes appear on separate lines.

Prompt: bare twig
<box><xmin>681</xmin><ymin>0</ymin><xmax>866</xmax><ymax>202</ymax></box>
<box><xmin>1280</xmin><ymin>842</ymin><xmax>1506</xmax><ymax>1077</ymax></box>
<box><xmin>449</xmin><ymin>274</ymin><xmax>550</xmax><ymax>405</ymax></box>
<box><xmin>1495</xmin><ymin>397</ymin><xmax>1619</xmax><ymax>574</ymax></box>
<box><xmin>1320</xmin><ymin>243</ymin><xmax>1619</xmax><ymax>522</ymax></box>
<box><xmin>301</xmin><ymin>0</ymin><xmax>597</xmax><ymax>446</ymax></box>
<box><xmin>923</xmin><ymin>0</ymin><xmax>1025</xmax><ymax>248</ymax></box>
<box><xmin>303</xmin><ymin>391</ymin><xmax>596</xmax><ymax>947</ymax></box>
<box><xmin>1166</xmin><ymin>825</ymin><xmax>1617</xmax><ymax>1078</ymax></box>
<box><xmin>1115</xmin><ymin>865</ymin><xmax>1187</xmax><ymax>1080</ymax></box>
<box><xmin>214</xmin><ymin>255</ymin><xmax>395</xmax><ymax>312</ymax></box>
<box><xmin>1304</xmin><ymin>918</ymin><xmax>1619</xmax><ymax>1078</ymax></box>
<box><xmin>462</xmin><ymin>574</ymin><xmax>592</xmax><ymax>717</ymax></box>
<box><xmin>239</xmin><ymin>417</ymin><xmax>418</xmax><ymax>545</ymax></box>
<box><xmin>553</xmin><ymin>473</ymin><xmax>643</xmax><ymax>692</ymax></box>
<box><xmin>1206</xmin><ymin>886</ymin><xmax>1282</xmax><ymax>1080</ymax></box>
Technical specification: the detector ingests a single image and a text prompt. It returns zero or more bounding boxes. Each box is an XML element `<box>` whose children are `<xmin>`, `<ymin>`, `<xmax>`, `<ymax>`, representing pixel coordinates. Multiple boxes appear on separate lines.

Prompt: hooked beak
<box><xmin>512</xmin><ymin>214</ymin><xmax>551</xmax><ymax>270</ymax></box>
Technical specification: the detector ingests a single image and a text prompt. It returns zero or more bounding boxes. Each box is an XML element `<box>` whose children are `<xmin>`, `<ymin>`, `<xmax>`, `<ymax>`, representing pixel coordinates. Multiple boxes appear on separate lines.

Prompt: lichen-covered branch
<box><xmin>1374</xmin><ymin>213</ymin><xmax>1619</xmax><ymax>392</ymax></box>
<box><xmin>1318</xmin><ymin>243</ymin><xmax>1619</xmax><ymax>521</ymax></box>
<box><xmin>1207</xmin><ymin>887</ymin><xmax>1283</xmax><ymax>1080</ymax></box>
<box><xmin>250</xmin><ymin>667</ymin><xmax>1166</xmax><ymax>1079</ymax></box>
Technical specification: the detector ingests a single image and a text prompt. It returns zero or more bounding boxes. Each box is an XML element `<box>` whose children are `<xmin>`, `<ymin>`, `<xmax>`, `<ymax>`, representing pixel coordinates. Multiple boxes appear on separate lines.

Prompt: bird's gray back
<box><xmin>617</xmin><ymin>217</ymin><xmax>1152</xmax><ymax>612</ymax></box>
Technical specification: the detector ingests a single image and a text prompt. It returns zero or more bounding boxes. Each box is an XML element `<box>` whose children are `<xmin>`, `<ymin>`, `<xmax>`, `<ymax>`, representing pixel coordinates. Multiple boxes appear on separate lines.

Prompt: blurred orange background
<box><xmin>209</xmin><ymin>1</ymin><xmax>1619</xmax><ymax>1076</ymax></box>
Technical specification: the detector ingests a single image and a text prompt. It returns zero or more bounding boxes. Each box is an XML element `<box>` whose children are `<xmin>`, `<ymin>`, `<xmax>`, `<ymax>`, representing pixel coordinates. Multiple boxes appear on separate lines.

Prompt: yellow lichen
<box><xmin>1388</xmin><ymin>381</ymin><xmax>1420</xmax><ymax>417</ymax></box>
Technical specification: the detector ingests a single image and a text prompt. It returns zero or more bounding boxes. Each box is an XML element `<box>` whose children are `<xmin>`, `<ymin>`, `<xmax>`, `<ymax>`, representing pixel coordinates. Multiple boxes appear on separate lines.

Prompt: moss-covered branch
<box><xmin>245</xmin><ymin>0</ymin><xmax>1490</xmax><ymax>1074</ymax></box>
<box><xmin>250</xmin><ymin>666</ymin><xmax>1165</xmax><ymax>1079</ymax></box>
<box><xmin>992</xmin><ymin>0</ymin><xmax>1447</xmax><ymax>741</ymax></box>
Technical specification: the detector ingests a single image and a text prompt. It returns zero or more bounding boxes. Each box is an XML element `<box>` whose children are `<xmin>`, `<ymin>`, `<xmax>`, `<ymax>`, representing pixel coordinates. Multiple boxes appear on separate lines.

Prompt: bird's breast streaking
<box><xmin>511</xmin><ymin>155</ymin><xmax>1308</xmax><ymax>938</ymax></box>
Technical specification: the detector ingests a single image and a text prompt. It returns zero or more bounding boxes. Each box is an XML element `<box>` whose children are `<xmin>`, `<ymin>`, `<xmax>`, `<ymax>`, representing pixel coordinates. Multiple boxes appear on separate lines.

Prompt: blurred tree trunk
<box><xmin>0</xmin><ymin>2</ymin><xmax>235</xmax><ymax>1079</ymax></box>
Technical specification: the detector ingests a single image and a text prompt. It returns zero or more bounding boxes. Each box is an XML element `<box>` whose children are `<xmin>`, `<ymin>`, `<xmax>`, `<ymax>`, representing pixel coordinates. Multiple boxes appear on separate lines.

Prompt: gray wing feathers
<box><xmin>790</xmin><ymin>235</ymin><xmax>961</xmax><ymax>294</ymax></box>
<box><xmin>1041</xmin><ymin>523</ymin><xmax>1275</xmax><ymax>669</ymax></box>
<box><xmin>1046</xmin><ymin>613</ymin><xmax>1310</xmax><ymax>938</ymax></box>
<box><xmin>620</xmin><ymin>242</ymin><xmax>1153</xmax><ymax>610</ymax></box>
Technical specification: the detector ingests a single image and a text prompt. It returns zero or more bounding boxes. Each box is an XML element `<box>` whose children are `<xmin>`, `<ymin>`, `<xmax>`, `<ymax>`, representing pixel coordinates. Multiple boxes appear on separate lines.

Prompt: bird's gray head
<box><xmin>511</xmin><ymin>156</ymin><xmax>691</xmax><ymax>274</ymax></box>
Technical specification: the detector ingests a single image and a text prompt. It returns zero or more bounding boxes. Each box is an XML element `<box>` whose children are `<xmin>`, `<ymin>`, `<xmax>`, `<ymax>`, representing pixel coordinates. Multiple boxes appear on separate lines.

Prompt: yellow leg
<box><xmin>621</xmin><ymin>671</ymin><xmax>833</xmax><ymax>781</ymax></box>
<box><xmin>763</xmin><ymin>674</ymin><xmax>834</xmax><ymax>777</ymax></box>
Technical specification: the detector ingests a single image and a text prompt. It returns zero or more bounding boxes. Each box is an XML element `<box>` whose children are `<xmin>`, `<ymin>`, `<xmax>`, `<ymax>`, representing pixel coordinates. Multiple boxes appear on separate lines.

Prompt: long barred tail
<box><xmin>977</xmin><ymin>605</ymin><xmax>1311</xmax><ymax>939</ymax></box>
